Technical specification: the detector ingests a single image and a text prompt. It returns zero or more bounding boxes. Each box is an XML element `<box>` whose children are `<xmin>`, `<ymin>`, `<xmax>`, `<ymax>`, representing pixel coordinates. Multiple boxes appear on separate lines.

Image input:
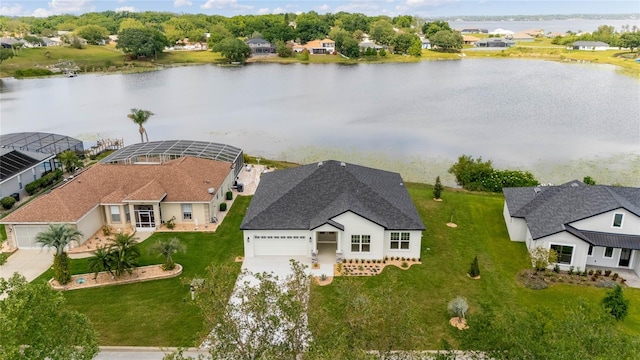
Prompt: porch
<box><xmin>585</xmin><ymin>265</ymin><xmax>640</xmax><ymax>288</ymax></box>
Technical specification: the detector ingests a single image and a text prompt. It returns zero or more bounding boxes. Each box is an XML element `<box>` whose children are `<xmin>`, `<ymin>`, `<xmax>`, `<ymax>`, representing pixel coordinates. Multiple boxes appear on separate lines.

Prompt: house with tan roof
<box><xmin>293</xmin><ymin>38</ymin><xmax>335</xmax><ymax>54</ymax></box>
<box><xmin>1</xmin><ymin>141</ymin><xmax>243</xmax><ymax>249</ymax></box>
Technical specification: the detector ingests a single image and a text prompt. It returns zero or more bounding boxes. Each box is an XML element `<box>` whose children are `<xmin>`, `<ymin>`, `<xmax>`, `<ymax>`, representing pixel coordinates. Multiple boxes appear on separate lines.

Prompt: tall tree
<box><xmin>422</xmin><ymin>20</ymin><xmax>452</xmax><ymax>39</ymax></box>
<box><xmin>116</xmin><ymin>28</ymin><xmax>168</xmax><ymax>59</ymax></box>
<box><xmin>212</xmin><ymin>37</ymin><xmax>251</xmax><ymax>63</ymax></box>
<box><xmin>618</xmin><ymin>32</ymin><xmax>640</xmax><ymax>52</ymax></box>
<box><xmin>430</xmin><ymin>29</ymin><xmax>463</xmax><ymax>52</ymax></box>
<box><xmin>127</xmin><ymin>108</ymin><xmax>154</xmax><ymax>143</ymax></box>
<box><xmin>74</xmin><ymin>24</ymin><xmax>109</xmax><ymax>45</ymax></box>
<box><xmin>0</xmin><ymin>273</ymin><xmax>99</xmax><ymax>360</ymax></box>
<box><xmin>35</xmin><ymin>224</ymin><xmax>83</xmax><ymax>285</ymax></box>
<box><xmin>369</xmin><ymin>19</ymin><xmax>395</xmax><ymax>45</ymax></box>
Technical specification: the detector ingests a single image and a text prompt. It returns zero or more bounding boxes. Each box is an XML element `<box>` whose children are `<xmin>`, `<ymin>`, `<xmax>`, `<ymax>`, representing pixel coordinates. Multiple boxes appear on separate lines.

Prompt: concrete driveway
<box><xmin>241</xmin><ymin>256</ymin><xmax>311</xmax><ymax>280</ymax></box>
<box><xmin>0</xmin><ymin>249</ymin><xmax>54</xmax><ymax>282</ymax></box>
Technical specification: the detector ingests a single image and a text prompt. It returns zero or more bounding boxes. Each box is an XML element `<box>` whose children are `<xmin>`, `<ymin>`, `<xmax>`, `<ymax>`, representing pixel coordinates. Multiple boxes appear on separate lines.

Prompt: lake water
<box><xmin>450</xmin><ymin>19</ymin><xmax>640</xmax><ymax>33</ymax></box>
<box><xmin>1</xmin><ymin>60</ymin><xmax>639</xmax><ymax>186</ymax></box>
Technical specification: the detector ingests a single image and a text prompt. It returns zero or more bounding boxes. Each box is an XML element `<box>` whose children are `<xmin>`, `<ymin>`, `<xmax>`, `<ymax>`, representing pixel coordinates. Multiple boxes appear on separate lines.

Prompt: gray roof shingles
<box><xmin>240</xmin><ymin>160</ymin><xmax>425</xmax><ymax>231</ymax></box>
<box><xmin>503</xmin><ymin>181</ymin><xmax>640</xmax><ymax>240</ymax></box>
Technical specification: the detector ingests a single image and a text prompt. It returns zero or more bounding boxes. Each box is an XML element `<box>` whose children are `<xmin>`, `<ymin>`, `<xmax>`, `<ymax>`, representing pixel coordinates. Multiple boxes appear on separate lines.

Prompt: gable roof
<box><xmin>503</xmin><ymin>181</ymin><xmax>640</xmax><ymax>240</ymax></box>
<box><xmin>1</xmin><ymin>157</ymin><xmax>232</xmax><ymax>224</ymax></box>
<box><xmin>240</xmin><ymin>160</ymin><xmax>424</xmax><ymax>231</ymax></box>
<box><xmin>245</xmin><ymin>37</ymin><xmax>271</xmax><ymax>45</ymax></box>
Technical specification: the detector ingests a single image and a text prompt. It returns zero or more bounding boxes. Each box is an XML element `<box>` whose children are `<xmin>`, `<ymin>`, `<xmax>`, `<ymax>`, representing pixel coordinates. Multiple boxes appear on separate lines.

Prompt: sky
<box><xmin>1</xmin><ymin>0</ymin><xmax>639</xmax><ymax>18</ymax></box>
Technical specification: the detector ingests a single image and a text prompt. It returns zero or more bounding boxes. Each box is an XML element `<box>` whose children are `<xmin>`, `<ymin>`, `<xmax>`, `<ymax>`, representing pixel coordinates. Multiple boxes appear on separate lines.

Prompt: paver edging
<box><xmin>49</xmin><ymin>264</ymin><xmax>182</xmax><ymax>291</ymax></box>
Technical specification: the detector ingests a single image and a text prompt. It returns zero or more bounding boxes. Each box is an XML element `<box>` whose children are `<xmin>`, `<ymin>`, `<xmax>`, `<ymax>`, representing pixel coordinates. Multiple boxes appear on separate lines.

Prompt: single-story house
<box><xmin>245</xmin><ymin>37</ymin><xmax>275</xmax><ymax>54</ymax></box>
<box><xmin>359</xmin><ymin>41</ymin><xmax>383</xmax><ymax>50</ymax></box>
<box><xmin>571</xmin><ymin>41</ymin><xmax>609</xmax><ymax>51</ymax></box>
<box><xmin>503</xmin><ymin>181</ymin><xmax>640</xmax><ymax>275</ymax></box>
<box><xmin>508</xmin><ymin>32</ymin><xmax>535</xmax><ymax>42</ymax></box>
<box><xmin>0</xmin><ymin>148</ymin><xmax>56</xmax><ymax>200</ymax></box>
<box><xmin>240</xmin><ymin>160</ymin><xmax>425</xmax><ymax>262</ymax></box>
<box><xmin>1</xmin><ymin>141</ymin><xmax>242</xmax><ymax>249</ymax></box>
<box><xmin>463</xmin><ymin>35</ymin><xmax>479</xmax><ymax>45</ymax></box>
<box><xmin>474</xmin><ymin>38</ymin><xmax>515</xmax><ymax>48</ymax></box>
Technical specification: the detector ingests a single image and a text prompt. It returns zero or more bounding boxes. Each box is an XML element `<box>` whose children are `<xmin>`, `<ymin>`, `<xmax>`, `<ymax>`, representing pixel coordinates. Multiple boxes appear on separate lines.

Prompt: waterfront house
<box><xmin>571</xmin><ymin>41</ymin><xmax>609</xmax><ymax>51</ymax></box>
<box><xmin>245</xmin><ymin>37</ymin><xmax>275</xmax><ymax>55</ymax></box>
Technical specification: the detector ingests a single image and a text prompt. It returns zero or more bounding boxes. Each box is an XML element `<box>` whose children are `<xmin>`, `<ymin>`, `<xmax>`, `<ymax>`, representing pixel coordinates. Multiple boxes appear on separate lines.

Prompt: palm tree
<box><xmin>127</xmin><ymin>108</ymin><xmax>154</xmax><ymax>143</ymax></box>
<box><xmin>88</xmin><ymin>246</ymin><xmax>114</xmax><ymax>280</ymax></box>
<box><xmin>109</xmin><ymin>233</ymin><xmax>140</xmax><ymax>277</ymax></box>
<box><xmin>35</xmin><ymin>224</ymin><xmax>83</xmax><ymax>285</ymax></box>
<box><xmin>57</xmin><ymin>150</ymin><xmax>83</xmax><ymax>174</ymax></box>
<box><xmin>151</xmin><ymin>237</ymin><xmax>186</xmax><ymax>270</ymax></box>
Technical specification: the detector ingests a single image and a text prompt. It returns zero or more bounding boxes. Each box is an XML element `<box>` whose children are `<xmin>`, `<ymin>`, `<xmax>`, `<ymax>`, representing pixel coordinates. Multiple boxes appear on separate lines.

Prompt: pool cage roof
<box><xmin>100</xmin><ymin>140</ymin><xmax>243</xmax><ymax>165</ymax></box>
<box><xmin>0</xmin><ymin>132</ymin><xmax>84</xmax><ymax>154</ymax></box>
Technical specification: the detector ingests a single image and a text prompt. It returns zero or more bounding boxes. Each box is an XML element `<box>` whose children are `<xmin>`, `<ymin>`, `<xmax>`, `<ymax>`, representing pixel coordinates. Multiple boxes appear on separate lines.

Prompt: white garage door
<box><xmin>14</xmin><ymin>225</ymin><xmax>51</xmax><ymax>249</ymax></box>
<box><xmin>253</xmin><ymin>237</ymin><xmax>308</xmax><ymax>256</ymax></box>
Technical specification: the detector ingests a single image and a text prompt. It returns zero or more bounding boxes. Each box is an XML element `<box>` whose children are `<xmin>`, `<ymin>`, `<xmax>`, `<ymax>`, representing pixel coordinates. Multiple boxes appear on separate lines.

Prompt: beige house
<box><xmin>1</xmin><ymin>156</ymin><xmax>236</xmax><ymax>249</ymax></box>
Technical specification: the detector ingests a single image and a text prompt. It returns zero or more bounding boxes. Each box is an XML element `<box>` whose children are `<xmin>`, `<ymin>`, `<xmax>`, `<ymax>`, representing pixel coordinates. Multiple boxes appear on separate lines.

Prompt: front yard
<box><xmin>32</xmin><ymin>186</ymin><xmax>640</xmax><ymax>349</ymax></box>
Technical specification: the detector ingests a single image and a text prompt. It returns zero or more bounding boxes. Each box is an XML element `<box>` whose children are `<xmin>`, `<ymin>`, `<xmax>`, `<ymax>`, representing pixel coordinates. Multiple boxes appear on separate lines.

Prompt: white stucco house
<box><xmin>240</xmin><ymin>160</ymin><xmax>425</xmax><ymax>262</ymax></box>
<box><xmin>1</xmin><ymin>140</ymin><xmax>243</xmax><ymax>249</ymax></box>
<box><xmin>503</xmin><ymin>181</ymin><xmax>640</xmax><ymax>275</ymax></box>
<box><xmin>0</xmin><ymin>148</ymin><xmax>56</xmax><ymax>200</ymax></box>
<box><xmin>571</xmin><ymin>41</ymin><xmax>609</xmax><ymax>51</ymax></box>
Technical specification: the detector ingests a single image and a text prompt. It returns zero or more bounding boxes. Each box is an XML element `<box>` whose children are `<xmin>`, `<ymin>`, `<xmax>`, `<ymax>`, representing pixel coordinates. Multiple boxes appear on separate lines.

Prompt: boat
<box><xmin>64</xmin><ymin>70</ymin><xmax>77</xmax><ymax>77</ymax></box>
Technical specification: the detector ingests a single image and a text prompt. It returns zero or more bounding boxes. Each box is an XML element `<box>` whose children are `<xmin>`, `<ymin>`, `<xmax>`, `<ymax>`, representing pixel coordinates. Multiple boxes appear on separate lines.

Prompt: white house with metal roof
<box><xmin>571</xmin><ymin>41</ymin><xmax>609</xmax><ymax>51</ymax></box>
<box><xmin>503</xmin><ymin>181</ymin><xmax>640</xmax><ymax>275</ymax></box>
<box><xmin>240</xmin><ymin>160</ymin><xmax>425</xmax><ymax>262</ymax></box>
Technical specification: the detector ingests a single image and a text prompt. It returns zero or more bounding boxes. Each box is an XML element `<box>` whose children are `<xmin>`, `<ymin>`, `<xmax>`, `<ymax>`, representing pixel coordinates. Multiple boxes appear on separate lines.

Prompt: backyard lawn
<box><xmin>30</xmin><ymin>185</ymin><xmax>640</xmax><ymax>349</ymax></box>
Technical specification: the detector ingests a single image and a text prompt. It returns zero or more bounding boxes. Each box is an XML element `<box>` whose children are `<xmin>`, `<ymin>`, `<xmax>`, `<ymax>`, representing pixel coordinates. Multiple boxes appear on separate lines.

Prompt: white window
<box><xmin>612</xmin><ymin>213</ymin><xmax>624</xmax><ymax>228</ymax></box>
<box><xmin>550</xmin><ymin>244</ymin><xmax>573</xmax><ymax>265</ymax></box>
<box><xmin>604</xmin><ymin>247</ymin><xmax>614</xmax><ymax>258</ymax></box>
<box><xmin>351</xmin><ymin>235</ymin><xmax>371</xmax><ymax>252</ymax></box>
<box><xmin>182</xmin><ymin>204</ymin><xmax>192</xmax><ymax>220</ymax></box>
<box><xmin>110</xmin><ymin>205</ymin><xmax>121</xmax><ymax>223</ymax></box>
<box><xmin>390</xmin><ymin>232</ymin><xmax>410</xmax><ymax>250</ymax></box>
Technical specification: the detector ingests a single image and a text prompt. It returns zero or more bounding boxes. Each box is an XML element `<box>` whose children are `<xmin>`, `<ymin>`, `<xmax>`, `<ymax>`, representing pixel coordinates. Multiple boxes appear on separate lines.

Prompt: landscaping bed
<box><xmin>336</xmin><ymin>258</ymin><xmax>421</xmax><ymax>276</ymax></box>
<box><xmin>49</xmin><ymin>264</ymin><xmax>182</xmax><ymax>291</ymax></box>
<box><xmin>517</xmin><ymin>268</ymin><xmax>628</xmax><ymax>290</ymax></box>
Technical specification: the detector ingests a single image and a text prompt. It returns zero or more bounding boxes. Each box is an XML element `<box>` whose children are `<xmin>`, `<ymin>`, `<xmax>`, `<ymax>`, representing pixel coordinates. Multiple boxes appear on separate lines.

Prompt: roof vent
<box><xmin>571</xmin><ymin>182</ymin><xmax>579</xmax><ymax>187</ymax></box>
<box><xmin>340</xmin><ymin>162</ymin><xmax>346</xmax><ymax>167</ymax></box>
<box><xmin>318</xmin><ymin>161</ymin><xmax>323</xmax><ymax>167</ymax></box>
<box><xmin>207</xmin><ymin>187</ymin><xmax>215</xmax><ymax>194</ymax></box>
<box><xmin>534</xmin><ymin>187</ymin><xmax>541</xmax><ymax>194</ymax></box>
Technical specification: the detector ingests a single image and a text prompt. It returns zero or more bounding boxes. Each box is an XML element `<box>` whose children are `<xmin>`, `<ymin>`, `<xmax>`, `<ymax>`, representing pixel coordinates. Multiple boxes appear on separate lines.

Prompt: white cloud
<box><xmin>32</xmin><ymin>8</ymin><xmax>52</xmax><ymax>17</ymax></box>
<box><xmin>201</xmin><ymin>0</ymin><xmax>253</xmax><ymax>10</ymax></box>
<box><xmin>115</xmin><ymin>6</ymin><xmax>136</xmax><ymax>12</ymax></box>
<box><xmin>257</xmin><ymin>7</ymin><xmax>270</xmax><ymax>14</ymax></box>
<box><xmin>174</xmin><ymin>0</ymin><xmax>193</xmax><ymax>7</ymax></box>
<box><xmin>48</xmin><ymin>0</ymin><xmax>94</xmax><ymax>14</ymax></box>
<box><xmin>272</xmin><ymin>7</ymin><xmax>285</xmax><ymax>14</ymax></box>
<box><xmin>317</xmin><ymin>4</ymin><xmax>330</xmax><ymax>12</ymax></box>
<box><xmin>0</xmin><ymin>3</ymin><xmax>22</xmax><ymax>16</ymax></box>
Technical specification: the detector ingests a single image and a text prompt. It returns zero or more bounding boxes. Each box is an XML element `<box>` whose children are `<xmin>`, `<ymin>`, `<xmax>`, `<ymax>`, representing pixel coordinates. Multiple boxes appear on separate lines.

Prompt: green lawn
<box><xmin>308</xmin><ymin>183</ymin><xmax>640</xmax><ymax>350</ymax></box>
<box><xmin>29</xmin><ymin>186</ymin><xmax>640</xmax><ymax>348</ymax></box>
<box><xmin>33</xmin><ymin>196</ymin><xmax>250</xmax><ymax>346</ymax></box>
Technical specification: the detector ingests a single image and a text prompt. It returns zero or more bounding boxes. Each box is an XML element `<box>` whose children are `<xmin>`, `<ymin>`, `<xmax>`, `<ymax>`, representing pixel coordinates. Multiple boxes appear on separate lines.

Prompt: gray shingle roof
<box><xmin>240</xmin><ymin>160</ymin><xmax>425</xmax><ymax>231</ymax></box>
<box><xmin>565</xmin><ymin>225</ymin><xmax>640</xmax><ymax>250</ymax></box>
<box><xmin>503</xmin><ymin>181</ymin><xmax>640</xmax><ymax>240</ymax></box>
<box><xmin>572</xmin><ymin>41</ymin><xmax>609</xmax><ymax>47</ymax></box>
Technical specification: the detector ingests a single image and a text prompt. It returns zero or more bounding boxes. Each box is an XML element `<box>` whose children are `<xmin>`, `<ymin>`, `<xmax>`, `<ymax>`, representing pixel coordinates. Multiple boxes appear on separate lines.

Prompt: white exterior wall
<box><xmin>534</xmin><ymin>232</ymin><xmax>589</xmax><ymax>271</ymax></box>
<box><xmin>333</xmin><ymin>212</ymin><xmax>385</xmax><ymax>260</ymax></box>
<box><xmin>570</xmin><ymin>209</ymin><xmax>640</xmax><ymax>235</ymax></box>
<box><xmin>0</xmin><ymin>164</ymin><xmax>44</xmax><ymax>199</ymax></box>
<box><xmin>586</xmin><ymin>246</ymin><xmax>633</xmax><ymax>268</ymax></box>
<box><xmin>384</xmin><ymin>230</ymin><xmax>422</xmax><ymax>260</ymax></box>
<box><xmin>76</xmin><ymin>206</ymin><xmax>103</xmax><ymax>245</ymax></box>
<box><xmin>503</xmin><ymin>202</ymin><xmax>528</xmax><ymax>242</ymax></box>
<box><xmin>243</xmin><ymin>229</ymin><xmax>311</xmax><ymax>257</ymax></box>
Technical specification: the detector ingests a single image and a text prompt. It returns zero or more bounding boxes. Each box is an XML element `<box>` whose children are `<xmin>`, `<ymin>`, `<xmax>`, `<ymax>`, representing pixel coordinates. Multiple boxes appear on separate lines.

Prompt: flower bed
<box><xmin>336</xmin><ymin>258</ymin><xmax>421</xmax><ymax>277</ymax></box>
<box><xmin>49</xmin><ymin>264</ymin><xmax>182</xmax><ymax>291</ymax></box>
<box><xmin>518</xmin><ymin>268</ymin><xmax>627</xmax><ymax>290</ymax></box>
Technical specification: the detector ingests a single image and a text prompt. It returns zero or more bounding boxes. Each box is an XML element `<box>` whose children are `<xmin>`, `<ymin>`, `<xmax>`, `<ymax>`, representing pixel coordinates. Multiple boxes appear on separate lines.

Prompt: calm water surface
<box><xmin>1</xmin><ymin>60</ymin><xmax>638</xmax><ymax>186</ymax></box>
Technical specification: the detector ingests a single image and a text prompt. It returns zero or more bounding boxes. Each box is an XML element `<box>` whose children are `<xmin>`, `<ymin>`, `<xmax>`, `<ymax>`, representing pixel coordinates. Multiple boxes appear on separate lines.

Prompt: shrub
<box><xmin>468</xmin><ymin>256</ymin><xmax>480</xmax><ymax>277</ymax></box>
<box><xmin>301</xmin><ymin>48</ymin><xmax>310</xmax><ymax>61</ymax></box>
<box><xmin>320</xmin><ymin>273</ymin><xmax>327</xmax><ymax>281</ymax></box>
<box><xmin>25</xmin><ymin>180</ymin><xmax>41</xmax><ymax>195</ymax></box>
<box><xmin>568</xmin><ymin>266</ymin><xmax>574</xmax><ymax>275</ymax></box>
<box><xmin>219</xmin><ymin>203</ymin><xmax>227</xmax><ymax>211</ymax></box>
<box><xmin>530</xmin><ymin>246</ymin><xmax>558</xmax><ymax>273</ymax></box>
<box><xmin>553</xmin><ymin>264</ymin><xmax>560</xmax><ymax>273</ymax></box>
<box><xmin>166</xmin><ymin>216</ymin><xmax>176</xmax><ymax>230</ymax></box>
<box><xmin>0</xmin><ymin>252</ymin><xmax>11</xmax><ymax>265</ymax></box>
<box><xmin>1</xmin><ymin>196</ymin><xmax>16</xmax><ymax>210</ymax></box>
<box><xmin>226</xmin><ymin>191</ymin><xmax>233</xmax><ymax>200</ymax></box>
<box><xmin>602</xmin><ymin>285</ymin><xmax>629</xmax><ymax>321</ymax></box>
<box><xmin>401</xmin><ymin>261</ymin><xmax>408</xmax><ymax>268</ymax></box>
<box><xmin>379</xmin><ymin>48</ymin><xmax>387</xmax><ymax>57</ymax></box>
<box><xmin>101</xmin><ymin>225</ymin><xmax>112</xmax><ymax>236</ymax></box>
<box><xmin>588</xmin><ymin>270</ymin><xmax>594</xmax><ymax>275</ymax></box>
<box><xmin>604</xmin><ymin>270</ymin><xmax>612</xmax><ymax>277</ymax></box>
<box><xmin>596</xmin><ymin>269</ymin><xmax>603</xmax><ymax>276</ymax></box>
<box><xmin>448</xmin><ymin>297</ymin><xmax>469</xmax><ymax>319</ymax></box>
<box><xmin>14</xmin><ymin>68</ymin><xmax>54</xmax><ymax>78</ymax></box>
<box><xmin>612</xmin><ymin>273</ymin><xmax>619</xmax><ymax>281</ymax></box>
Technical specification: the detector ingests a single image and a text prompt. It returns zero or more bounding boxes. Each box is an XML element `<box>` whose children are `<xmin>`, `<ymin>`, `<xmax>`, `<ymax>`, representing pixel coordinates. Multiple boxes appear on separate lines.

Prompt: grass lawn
<box><xmin>33</xmin><ymin>196</ymin><xmax>250</xmax><ymax>346</ymax></box>
<box><xmin>308</xmin><ymin>183</ymin><xmax>640</xmax><ymax>350</ymax></box>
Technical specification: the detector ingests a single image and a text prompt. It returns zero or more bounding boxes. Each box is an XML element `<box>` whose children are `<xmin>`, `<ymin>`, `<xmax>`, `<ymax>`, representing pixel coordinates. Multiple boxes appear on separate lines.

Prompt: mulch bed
<box><xmin>517</xmin><ymin>268</ymin><xmax>628</xmax><ymax>290</ymax></box>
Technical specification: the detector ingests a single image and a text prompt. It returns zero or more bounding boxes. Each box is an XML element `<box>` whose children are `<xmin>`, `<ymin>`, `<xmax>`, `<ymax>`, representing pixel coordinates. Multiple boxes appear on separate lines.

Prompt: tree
<box><xmin>109</xmin><ymin>233</ymin><xmax>140</xmax><ymax>277</ymax></box>
<box><xmin>275</xmin><ymin>40</ymin><xmax>292</xmax><ymax>58</ymax></box>
<box><xmin>57</xmin><ymin>150</ymin><xmax>83</xmax><ymax>173</ymax></box>
<box><xmin>193</xmin><ymin>260</ymin><xmax>311</xmax><ymax>359</ymax></box>
<box><xmin>369</xmin><ymin>19</ymin><xmax>395</xmax><ymax>46</ymax></box>
<box><xmin>448</xmin><ymin>296</ymin><xmax>469</xmax><ymax>322</ymax></box>
<box><xmin>618</xmin><ymin>32</ymin><xmax>640</xmax><ymax>52</ymax></box>
<box><xmin>116</xmin><ymin>28</ymin><xmax>168</xmax><ymax>59</ymax></box>
<box><xmin>468</xmin><ymin>256</ymin><xmax>480</xmax><ymax>277</ymax></box>
<box><xmin>422</xmin><ymin>20</ymin><xmax>452</xmax><ymax>39</ymax></box>
<box><xmin>0</xmin><ymin>273</ymin><xmax>99</xmax><ymax>360</ymax></box>
<box><xmin>300</xmin><ymin>48</ymin><xmax>310</xmax><ymax>61</ymax></box>
<box><xmin>340</xmin><ymin>36</ymin><xmax>361</xmax><ymax>58</ymax></box>
<box><xmin>583</xmin><ymin>176</ymin><xmax>596</xmax><ymax>185</ymax></box>
<box><xmin>88</xmin><ymin>246</ymin><xmax>114</xmax><ymax>279</ymax></box>
<box><xmin>35</xmin><ymin>224</ymin><xmax>83</xmax><ymax>285</ymax></box>
<box><xmin>602</xmin><ymin>285</ymin><xmax>629</xmax><ymax>321</ymax></box>
<box><xmin>0</xmin><ymin>48</ymin><xmax>14</xmax><ymax>64</ymax></box>
<box><xmin>433</xmin><ymin>176</ymin><xmax>444</xmax><ymax>199</ymax></box>
<box><xmin>295</xmin><ymin>11</ymin><xmax>330</xmax><ymax>43</ymax></box>
<box><xmin>151</xmin><ymin>237</ymin><xmax>185</xmax><ymax>270</ymax></box>
<box><xmin>408</xmin><ymin>36</ymin><xmax>422</xmax><ymax>57</ymax></box>
<box><xmin>213</xmin><ymin>37</ymin><xmax>251</xmax><ymax>63</ymax></box>
<box><xmin>530</xmin><ymin>246</ymin><xmax>558</xmax><ymax>273</ymax></box>
<box><xmin>75</xmin><ymin>24</ymin><xmax>109</xmax><ymax>45</ymax></box>
<box><xmin>118</xmin><ymin>18</ymin><xmax>145</xmax><ymax>33</ymax></box>
<box><xmin>207</xmin><ymin>23</ymin><xmax>233</xmax><ymax>48</ymax></box>
<box><xmin>430</xmin><ymin>30</ymin><xmax>463</xmax><ymax>52</ymax></box>
<box><xmin>448</xmin><ymin>155</ymin><xmax>494</xmax><ymax>191</ymax></box>
<box><xmin>127</xmin><ymin>108</ymin><xmax>154</xmax><ymax>143</ymax></box>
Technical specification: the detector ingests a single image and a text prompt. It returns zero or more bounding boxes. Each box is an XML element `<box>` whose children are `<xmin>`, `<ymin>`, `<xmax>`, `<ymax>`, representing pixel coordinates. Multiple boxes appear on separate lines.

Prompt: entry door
<box><xmin>618</xmin><ymin>248</ymin><xmax>632</xmax><ymax>267</ymax></box>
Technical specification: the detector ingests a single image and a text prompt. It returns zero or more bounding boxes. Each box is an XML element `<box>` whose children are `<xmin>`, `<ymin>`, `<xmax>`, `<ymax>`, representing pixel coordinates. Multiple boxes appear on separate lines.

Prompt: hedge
<box><xmin>1</xmin><ymin>196</ymin><xmax>16</xmax><ymax>210</ymax></box>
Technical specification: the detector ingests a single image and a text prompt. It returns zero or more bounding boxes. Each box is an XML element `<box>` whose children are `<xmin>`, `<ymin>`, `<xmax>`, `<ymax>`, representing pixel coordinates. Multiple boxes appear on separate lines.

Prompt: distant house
<box><xmin>241</xmin><ymin>160</ymin><xmax>425</xmax><ymax>261</ymax></box>
<box><xmin>503</xmin><ymin>181</ymin><xmax>640</xmax><ymax>276</ymax></box>
<box><xmin>474</xmin><ymin>38</ymin><xmax>515</xmax><ymax>48</ymax></box>
<box><xmin>42</xmin><ymin>37</ymin><xmax>63</xmax><ymax>46</ymax></box>
<box><xmin>509</xmin><ymin>32</ymin><xmax>535</xmax><ymax>42</ymax></box>
<box><xmin>420</xmin><ymin>37</ymin><xmax>431</xmax><ymax>49</ymax></box>
<box><xmin>460</xmin><ymin>28</ymin><xmax>488</xmax><ymax>34</ymax></box>
<box><xmin>571</xmin><ymin>41</ymin><xmax>609</xmax><ymax>51</ymax></box>
<box><xmin>359</xmin><ymin>41</ymin><xmax>383</xmax><ymax>50</ymax></box>
<box><xmin>462</xmin><ymin>35</ymin><xmax>479</xmax><ymax>45</ymax></box>
<box><xmin>299</xmin><ymin>38</ymin><xmax>335</xmax><ymax>54</ymax></box>
<box><xmin>245</xmin><ymin>37</ymin><xmax>275</xmax><ymax>55</ymax></box>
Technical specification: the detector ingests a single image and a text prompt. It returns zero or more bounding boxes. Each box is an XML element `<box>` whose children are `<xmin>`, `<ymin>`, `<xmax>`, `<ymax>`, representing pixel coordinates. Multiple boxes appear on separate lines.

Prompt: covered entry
<box><xmin>316</xmin><ymin>231</ymin><xmax>337</xmax><ymax>263</ymax></box>
<box><xmin>134</xmin><ymin>205</ymin><xmax>156</xmax><ymax>231</ymax></box>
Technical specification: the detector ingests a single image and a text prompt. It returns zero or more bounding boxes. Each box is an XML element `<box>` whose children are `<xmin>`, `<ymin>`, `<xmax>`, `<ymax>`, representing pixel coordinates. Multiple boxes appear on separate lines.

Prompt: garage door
<box><xmin>253</xmin><ymin>237</ymin><xmax>308</xmax><ymax>256</ymax></box>
<box><xmin>14</xmin><ymin>225</ymin><xmax>51</xmax><ymax>249</ymax></box>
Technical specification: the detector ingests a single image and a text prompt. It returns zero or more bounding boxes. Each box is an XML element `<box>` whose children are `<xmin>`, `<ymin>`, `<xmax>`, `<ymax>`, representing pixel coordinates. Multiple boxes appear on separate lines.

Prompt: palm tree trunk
<box><xmin>144</xmin><ymin>129</ymin><xmax>149</xmax><ymax>143</ymax></box>
<box><xmin>139</xmin><ymin>125</ymin><xmax>145</xmax><ymax>143</ymax></box>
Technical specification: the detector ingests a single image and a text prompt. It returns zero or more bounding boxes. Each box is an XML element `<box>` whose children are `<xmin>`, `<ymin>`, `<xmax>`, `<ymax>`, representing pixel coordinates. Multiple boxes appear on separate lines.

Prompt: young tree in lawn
<box><xmin>530</xmin><ymin>246</ymin><xmax>558</xmax><ymax>273</ymax></box>
<box><xmin>151</xmin><ymin>237</ymin><xmax>186</xmax><ymax>270</ymax></box>
<box><xmin>0</xmin><ymin>273</ymin><xmax>99</xmax><ymax>360</ymax></box>
<box><xmin>468</xmin><ymin>256</ymin><xmax>480</xmax><ymax>278</ymax></box>
<box><xmin>127</xmin><ymin>108</ymin><xmax>154</xmax><ymax>143</ymax></box>
<box><xmin>448</xmin><ymin>296</ymin><xmax>469</xmax><ymax>323</ymax></box>
<box><xmin>433</xmin><ymin>175</ymin><xmax>444</xmax><ymax>199</ymax></box>
<box><xmin>602</xmin><ymin>285</ymin><xmax>629</xmax><ymax>321</ymax></box>
<box><xmin>36</xmin><ymin>224</ymin><xmax>83</xmax><ymax>285</ymax></box>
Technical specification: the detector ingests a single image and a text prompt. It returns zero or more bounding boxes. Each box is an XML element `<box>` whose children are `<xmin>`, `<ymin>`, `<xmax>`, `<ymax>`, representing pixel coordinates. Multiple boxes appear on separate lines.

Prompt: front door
<box><xmin>618</xmin><ymin>248</ymin><xmax>632</xmax><ymax>267</ymax></box>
